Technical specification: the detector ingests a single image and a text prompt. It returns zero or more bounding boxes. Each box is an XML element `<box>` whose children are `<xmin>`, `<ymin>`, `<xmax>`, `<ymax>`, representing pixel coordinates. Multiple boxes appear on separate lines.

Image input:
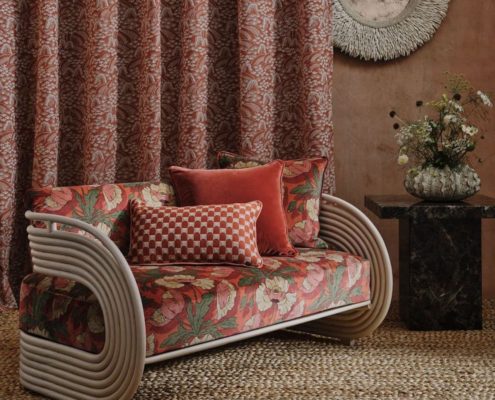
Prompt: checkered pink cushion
<box><xmin>128</xmin><ymin>200</ymin><xmax>263</xmax><ymax>266</ymax></box>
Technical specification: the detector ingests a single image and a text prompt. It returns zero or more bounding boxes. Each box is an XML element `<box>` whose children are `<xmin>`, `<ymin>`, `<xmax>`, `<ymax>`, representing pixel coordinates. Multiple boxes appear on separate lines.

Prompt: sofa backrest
<box><xmin>29</xmin><ymin>181</ymin><xmax>175</xmax><ymax>253</ymax></box>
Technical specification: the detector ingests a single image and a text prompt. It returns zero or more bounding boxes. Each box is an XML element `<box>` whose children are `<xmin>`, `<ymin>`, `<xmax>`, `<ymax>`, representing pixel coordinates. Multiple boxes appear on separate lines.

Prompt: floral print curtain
<box><xmin>0</xmin><ymin>0</ymin><xmax>334</xmax><ymax>307</ymax></box>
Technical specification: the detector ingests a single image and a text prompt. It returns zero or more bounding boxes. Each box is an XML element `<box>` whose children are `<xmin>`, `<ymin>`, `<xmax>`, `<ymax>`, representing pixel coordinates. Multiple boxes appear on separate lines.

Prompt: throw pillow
<box><xmin>217</xmin><ymin>151</ymin><xmax>328</xmax><ymax>249</ymax></box>
<box><xmin>128</xmin><ymin>200</ymin><xmax>263</xmax><ymax>266</ymax></box>
<box><xmin>169</xmin><ymin>161</ymin><xmax>296</xmax><ymax>256</ymax></box>
<box><xmin>29</xmin><ymin>182</ymin><xmax>175</xmax><ymax>252</ymax></box>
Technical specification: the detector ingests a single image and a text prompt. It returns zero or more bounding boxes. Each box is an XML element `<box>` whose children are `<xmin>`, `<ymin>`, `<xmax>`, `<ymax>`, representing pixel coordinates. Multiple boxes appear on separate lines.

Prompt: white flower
<box><xmin>151</xmin><ymin>292</ymin><xmax>184</xmax><ymax>327</ymax></box>
<box><xmin>155</xmin><ymin>274</ymin><xmax>195</xmax><ymax>288</ymax></box>
<box><xmin>398</xmin><ymin>154</ymin><xmax>409</xmax><ymax>165</ymax></box>
<box><xmin>396</xmin><ymin>126</ymin><xmax>413</xmax><ymax>147</ymax></box>
<box><xmin>422</xmin><ymin>119</ymin><xmax>433</xmax><ymax>133</ymax></box>
<box><xmin>306</xmin><ymin>198</ymin><xmax>319</xmax><ymax>221</ymax></box>
<box><xmin>461</xmin><ymin>125</ymin><xmax>478</xmax><ymax>136</ymax></box>
<box><xmin>146</xmin><ymin>334</ymin><xmax>155</xmax><ymax>356</ymax></box>
<box><xmin>30</xmin><ymin>326</ymin><xmax>50</xmax><ymax>338</ymax></box>
<box><xmin>216</xmin><ymin>280</ymin><xmax>236</xmax><ymax>319</ymax></box>
<box><xmin>325</xmin><ymin>253</ymin><xmax>344</xmax><ymax>263</ymax></box>
<box><xmin>255</xmin><ymin>276</ymin><xmax>296</xmax><ymax>315</ymax></box>
<box><xmin>345</xmin><ymin>256</ymin><xmax>363</xmax><ymax>288</ymax></box>
<box><xmin>477</xmin><ymin>90</ymin><xmax>493</xmax><ymax>107</ymax></box>
<box><xmin>286</xmin><ymin>300</ymin><xmax>305</xmax><ymax>319</ymax></box>
<box><xmin>192</xmin><ymin>278</ymin><xmax>215</xmax><ymax>290</ymax></box>
<box><xmin>294</xmin><ymin>251</ymin><xmax>322</xmax><ymax>263</ymax></box>
<box><xmin>236</xmin><ymin>161</ymin><xmax>260</xmax><ymax>169</ymax></box>
<box><xmin>44</xmin><ymin>187</ymin><xmax>72</xmax><ymax>210</ymax></box>
<box><xmin>302</xmin><ymin>264</ymin><xmax>324</xmax><ymax>293</ymax></box>
<box><xmin>243</xmin><ymin>314</ymin><xmax>262</xmax><ymax>330</ymax></box>
<box><xmin>449</xmin><ymin>100</ymin><xmax>463</xmax><ymax>112</ymax></box>
<box><xmin>95</xmin><ymin>222</ymin><xmax>111</xmax><ymax>235</ymax></box>
<box><xmin>262</xmin><ymin>258</ymin><xmax>282</xmax><ymax>271</ymax></box>
<box><xmin>142</xmin><ymin>183</ymin><xmax>172</xmax><ymax>207</ymax></box>
<box><xmin>189</xmin><ymin>334</ymin><xmax>215</xmax><ymax>345</ymax></box>
<box><xmin>102</xmin><ymin>185</ymin><xmax>122</xmax><ymax>210</ymax></box>
<box><xmin>443</xmin><ymin>114</ymin><xmax>457</xmax><ymax>125</ymax></box>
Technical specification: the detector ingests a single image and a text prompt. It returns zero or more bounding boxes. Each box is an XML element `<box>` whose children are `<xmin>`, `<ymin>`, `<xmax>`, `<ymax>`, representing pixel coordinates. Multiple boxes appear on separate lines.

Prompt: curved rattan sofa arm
<box><xmin>302</xmin><ymin>194</ymin><xmax>393</xmax><ymax>340</ymax></box>
<box><xmin>20</xmin><ymin>211</ymin><xmax>146</xmax><ymax>400</ymax></box>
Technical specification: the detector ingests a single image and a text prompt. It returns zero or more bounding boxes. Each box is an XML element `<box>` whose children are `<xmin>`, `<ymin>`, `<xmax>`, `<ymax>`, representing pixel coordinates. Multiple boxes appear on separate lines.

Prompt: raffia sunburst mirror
<box><xmin>333</xmin><ymin>0</ymin><xmax>450</xmax><ymax>61</ymax></box>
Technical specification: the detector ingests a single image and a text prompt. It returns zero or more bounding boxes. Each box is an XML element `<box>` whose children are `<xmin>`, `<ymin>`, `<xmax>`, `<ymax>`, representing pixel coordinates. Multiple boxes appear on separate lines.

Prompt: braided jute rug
<box><xmin>1</xmin><ymin>302</ymin><xmax>494</xmax><ymax>400</ymax></box>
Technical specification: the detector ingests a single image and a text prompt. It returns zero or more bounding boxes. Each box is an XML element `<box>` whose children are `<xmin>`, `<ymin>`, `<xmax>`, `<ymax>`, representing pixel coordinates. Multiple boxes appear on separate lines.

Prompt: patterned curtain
<box><xmin>0</xmin><ymin>0</ymin><xmax>334</xmax><ymax>307</ymax></box>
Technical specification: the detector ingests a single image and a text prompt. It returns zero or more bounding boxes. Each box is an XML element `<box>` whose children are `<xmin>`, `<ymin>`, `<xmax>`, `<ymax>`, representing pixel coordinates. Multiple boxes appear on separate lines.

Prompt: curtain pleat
<box><xmin>32</xmin><ymin>0</ymin><xmax>60</xmax><ymax>188</ymax></box>
<box><xmin>0</xmin><ymin>0</ymin><xmax>334</xmax><ymax>307</ymax></box>
<box><xmin>0</xmin><ymin>1</ymin><xmax>18</xmax><ymax>305</ymax></box>
<box><xmin>136</xmin><ymin>0</ymin><xmax>162</xmax><ymax>181</ymax></box>
<box><xmin>297</xmin><ymin>0</ymin><xmax>334</xmax><ymax>161</ymax></box>
<box><xmin>82</xmin><ymin>0</ymin><xmax>119</xmax><ymax>183</ymax></box>
<box><xmin>159</xmin><ymin>2</ymin><xmax>182</xmax><ymax>173</ymax></box>
<box><xmin>237</xmin><ymin>0</ymin><xmax>276</xmax><ymax>159</ymax></box>
<box><xmin>115</xmin><ymin>0</ymin><xmax>143</xmax><ymax>182</ymax></box>
<box><xmin>58</xmin><ymin>1</ymin><xmax>86</xmax><ymax>185</ymax></box>
<box><xmin>176</xmin><ymin>0</ymin><xmax>210</xmax><ymax>168</ymax></box>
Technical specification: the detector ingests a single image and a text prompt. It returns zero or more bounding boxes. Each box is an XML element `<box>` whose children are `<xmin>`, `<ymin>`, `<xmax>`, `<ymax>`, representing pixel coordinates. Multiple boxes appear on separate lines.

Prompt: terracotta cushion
<box><xmin>128</xmin><ymin>200</ymin><xmax>263</xmax><ymax>267</ymax></box>
<box><xmin>19</xmin><ymin>249</ymin><xmax>371</xmax><ymax>356</ymax></box>
<box><xmin>217</xmin><ymin>151</ymin><xmax>328</xmax><ymax>249</ymax></box>
<box><xmin>169</xmin><ymin>161</ymin><xmax>296</xmax><ymax>256</ymax></box>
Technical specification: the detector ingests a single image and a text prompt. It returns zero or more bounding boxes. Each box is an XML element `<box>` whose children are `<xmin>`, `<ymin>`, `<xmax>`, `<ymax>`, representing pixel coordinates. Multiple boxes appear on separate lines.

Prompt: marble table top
<box><xmin>365</xmin><ymin>194</ymin><xmax>495</xmax><ymax>219</ymax></box>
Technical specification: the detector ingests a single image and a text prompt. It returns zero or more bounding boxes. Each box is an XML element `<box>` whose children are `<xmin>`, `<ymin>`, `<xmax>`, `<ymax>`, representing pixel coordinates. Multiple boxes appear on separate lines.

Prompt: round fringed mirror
<box><xmin>333</xmin><ymin>0</ymin><xmax>450</xmax><ymax>61</ymax></box>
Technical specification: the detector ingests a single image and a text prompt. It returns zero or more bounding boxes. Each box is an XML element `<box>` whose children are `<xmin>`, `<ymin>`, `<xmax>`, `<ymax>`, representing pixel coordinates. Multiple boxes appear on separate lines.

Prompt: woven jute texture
<box><xmin>2</xmin><ymin>302</ymin><xmax>494</xmax><ymax>400</ymax></box>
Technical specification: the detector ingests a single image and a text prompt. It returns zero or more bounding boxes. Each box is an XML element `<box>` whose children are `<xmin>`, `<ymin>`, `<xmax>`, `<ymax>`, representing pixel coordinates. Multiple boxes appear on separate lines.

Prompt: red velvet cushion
<box><xmin>169</xmin><ymin>162</ymin><xmax>296</xmax><ymax>256</ymax></box>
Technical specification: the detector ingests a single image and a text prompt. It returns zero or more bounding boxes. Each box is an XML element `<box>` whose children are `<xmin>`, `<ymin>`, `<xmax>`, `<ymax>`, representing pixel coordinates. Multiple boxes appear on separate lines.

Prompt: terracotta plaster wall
<box><xmin>333</xmin><ymin>0</ymin><xmax>495</xmax><ymax>298</ymax></box>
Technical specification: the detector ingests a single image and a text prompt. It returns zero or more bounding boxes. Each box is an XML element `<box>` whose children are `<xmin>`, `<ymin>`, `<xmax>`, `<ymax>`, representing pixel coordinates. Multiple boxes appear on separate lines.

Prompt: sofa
<box><xmin>19</xmin><ymin>180</ymin><xmax>392</xmax><ymax>400</ymax></box>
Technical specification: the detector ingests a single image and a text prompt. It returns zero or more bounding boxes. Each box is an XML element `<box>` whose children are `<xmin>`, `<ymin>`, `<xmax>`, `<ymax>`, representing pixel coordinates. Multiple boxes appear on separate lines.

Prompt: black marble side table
<box><xmin>365</xmin><ymin>194</ymin><xmax>495</xmax><ymax>331</ymax></box>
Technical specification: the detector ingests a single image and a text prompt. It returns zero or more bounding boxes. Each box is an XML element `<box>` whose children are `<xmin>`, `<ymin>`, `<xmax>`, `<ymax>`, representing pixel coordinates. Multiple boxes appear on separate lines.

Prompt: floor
<box><xmin>2</xmin><ymin>302</ymin><xmax>494</xmax><ymax>399</ymax></box>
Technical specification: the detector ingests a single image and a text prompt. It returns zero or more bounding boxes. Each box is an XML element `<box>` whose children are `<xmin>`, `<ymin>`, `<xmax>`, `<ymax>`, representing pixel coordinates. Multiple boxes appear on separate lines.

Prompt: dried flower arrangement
<box><xmin>390</xmin><ymin>74</ymin><xmax>492</xmax><ymax>169</ymax></box>
<box><xmin>389</xmin><ymin>74</ymin><xmax>492</xmax><ymax>201</ymax></box>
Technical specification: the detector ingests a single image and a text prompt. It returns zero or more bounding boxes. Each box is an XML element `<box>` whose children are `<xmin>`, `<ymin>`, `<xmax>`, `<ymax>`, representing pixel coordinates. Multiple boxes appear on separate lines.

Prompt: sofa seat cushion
<box><xmin>19</xmin><ymin>249</ymin><xmax>371</xmax><ymax>357</ymax></box>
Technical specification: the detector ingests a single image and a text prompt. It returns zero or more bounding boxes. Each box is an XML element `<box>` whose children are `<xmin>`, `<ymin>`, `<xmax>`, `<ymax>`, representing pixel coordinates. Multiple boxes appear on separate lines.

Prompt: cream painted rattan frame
<box><xmin>21</xmin><ymin>193</ymin><xmax>392</xmax><ymax>399</ymax></box>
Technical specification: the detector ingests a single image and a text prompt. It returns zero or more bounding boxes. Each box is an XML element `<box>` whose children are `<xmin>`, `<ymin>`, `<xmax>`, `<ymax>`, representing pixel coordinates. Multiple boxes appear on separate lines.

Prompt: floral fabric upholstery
<box><xmin>29</xmin><ymin>182</ymin><xmax>175</xmax><ymax>253</ymax></box>
<box><xmin>217</xmin><ymin>151</ymin><xmax>328</xmax><ymax>249</ymax></box>
<box><xmin>19</xmin><ymin>249</ymin><xmax>370</xmax><ymax>356</ymax></box>
<box><xmin>19</xmin><ymin>274</ymin><xmax>104</xmax><ymax>353</ymax></box>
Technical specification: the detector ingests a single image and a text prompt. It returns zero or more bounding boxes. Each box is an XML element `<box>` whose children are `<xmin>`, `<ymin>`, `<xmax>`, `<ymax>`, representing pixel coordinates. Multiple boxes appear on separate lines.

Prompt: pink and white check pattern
<box><xmin>128</xmin><ymin>200</ymin><xmax>263</xmax><ymax>266</ymax></box>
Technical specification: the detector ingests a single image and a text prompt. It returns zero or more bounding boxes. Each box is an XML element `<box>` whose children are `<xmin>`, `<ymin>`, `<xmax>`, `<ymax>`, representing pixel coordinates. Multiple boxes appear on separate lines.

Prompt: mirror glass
<box><xmin>340</xmin><ymin>0</ymin><xmax>412</xmax><ymax>26</ymax></box>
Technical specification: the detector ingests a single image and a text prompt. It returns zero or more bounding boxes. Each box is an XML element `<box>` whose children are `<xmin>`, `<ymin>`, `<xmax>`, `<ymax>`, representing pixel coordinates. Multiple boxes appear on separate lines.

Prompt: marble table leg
<box><xmin>399</xmin><ymin>216</ymin><xmax>482</xmax><ymax>330</ymax></box>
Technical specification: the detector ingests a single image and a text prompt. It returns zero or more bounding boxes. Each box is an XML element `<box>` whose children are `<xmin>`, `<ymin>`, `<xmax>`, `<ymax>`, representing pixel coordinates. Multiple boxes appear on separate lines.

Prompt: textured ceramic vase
<box><xmin>404</xmin><ymin>164</ymin><xmax>481</xmax><ymax>202</ymax></box>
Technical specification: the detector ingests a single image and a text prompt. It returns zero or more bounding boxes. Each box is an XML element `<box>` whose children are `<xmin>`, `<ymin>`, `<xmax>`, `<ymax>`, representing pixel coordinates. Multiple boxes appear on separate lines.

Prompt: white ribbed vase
<box><xmin>404</xmin><ymin>164</ymin><xmax>481</xmax><ymax>202</ymax></box>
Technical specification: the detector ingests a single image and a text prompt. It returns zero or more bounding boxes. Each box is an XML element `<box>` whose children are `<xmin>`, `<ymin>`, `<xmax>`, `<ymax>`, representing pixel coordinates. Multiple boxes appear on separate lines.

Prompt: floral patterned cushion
<box><xmin>29</xmin><ymin>181</ymin><xmax>175</xmax><ymax>252</ymax></box>
<box><xmin>19</xmin><ymin>249</ymin><xmax>370</xmax><ymax>356</ymax></box>
<box><xmin>217</xmin><ymin>151</ymin><xmax>328</xmax><ymax>249</ymax></box>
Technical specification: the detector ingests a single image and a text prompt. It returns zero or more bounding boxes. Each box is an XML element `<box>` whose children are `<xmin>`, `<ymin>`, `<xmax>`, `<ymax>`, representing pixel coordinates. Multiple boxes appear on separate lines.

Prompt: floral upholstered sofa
<box><xmin>20</xmin><ymin>181</ymin><xmax>392</xmax><ymax>400</ymax></box>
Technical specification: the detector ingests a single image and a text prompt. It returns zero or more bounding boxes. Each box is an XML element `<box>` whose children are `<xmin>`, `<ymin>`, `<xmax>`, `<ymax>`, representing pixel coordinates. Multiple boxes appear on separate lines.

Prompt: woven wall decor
<box><xmin>333</xmin><ymin>0</ymin><xmax>450</xmax><ymax>61</ymax></box>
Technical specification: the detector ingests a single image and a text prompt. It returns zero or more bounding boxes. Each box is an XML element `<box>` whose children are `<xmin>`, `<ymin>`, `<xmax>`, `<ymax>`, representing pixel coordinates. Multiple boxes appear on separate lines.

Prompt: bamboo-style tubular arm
<box><xmin>299</xmin><ymin>194</ymin><xmax>393</xmax><ymax>339</ymax></box>
<box><xmin>20</xmin><ymin>211</ymin><xmax>146</xmax><ymax>400</ymax></box>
